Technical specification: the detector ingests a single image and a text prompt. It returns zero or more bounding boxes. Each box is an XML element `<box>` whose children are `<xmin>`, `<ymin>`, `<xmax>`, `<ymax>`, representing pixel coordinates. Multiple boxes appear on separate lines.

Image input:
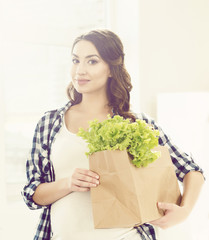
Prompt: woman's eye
<box><xmin>72</xmin><ymin>58</ymin><xmax>79</xmax><ymax>64</ymax></box>
<box><xmin>88</xmin><ymin>59</ymin><xmax>98</xmax><ymax>65</ymax></box>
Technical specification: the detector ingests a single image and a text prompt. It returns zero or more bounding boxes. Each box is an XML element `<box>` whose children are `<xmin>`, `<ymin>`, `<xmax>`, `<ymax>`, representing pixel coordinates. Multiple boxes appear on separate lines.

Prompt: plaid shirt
<box><xmin>22</xmin><ymin>101</ymin><xmax>203</xmax><ymax>240</ymax></box>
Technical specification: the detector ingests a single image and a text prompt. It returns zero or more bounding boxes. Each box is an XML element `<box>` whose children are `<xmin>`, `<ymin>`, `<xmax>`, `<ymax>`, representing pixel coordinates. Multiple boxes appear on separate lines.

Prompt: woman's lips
<box><xmin>76</xmin><ymin>79</ymin><xmax>90</xmax><ymax>85</ymax></box>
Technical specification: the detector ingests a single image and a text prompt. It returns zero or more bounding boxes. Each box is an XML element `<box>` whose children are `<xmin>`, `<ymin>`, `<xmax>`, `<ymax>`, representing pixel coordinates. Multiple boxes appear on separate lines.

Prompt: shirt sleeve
<box><xmin>140</xmin><ymin>113</ymin><xmax>204</xmax><ymax>182</ymax></box>
<box><xmin>22</xmin><ymin>118</ymin><xmax>51</xmax><ymax>210</ymax></box>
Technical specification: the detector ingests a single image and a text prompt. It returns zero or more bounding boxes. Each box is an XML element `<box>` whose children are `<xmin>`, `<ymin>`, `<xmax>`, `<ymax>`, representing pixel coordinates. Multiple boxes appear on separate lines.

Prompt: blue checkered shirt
<box><xmin>22</xmin><ymin>101</ymin><xmax>203</xmax><ymax>240</ymax></box>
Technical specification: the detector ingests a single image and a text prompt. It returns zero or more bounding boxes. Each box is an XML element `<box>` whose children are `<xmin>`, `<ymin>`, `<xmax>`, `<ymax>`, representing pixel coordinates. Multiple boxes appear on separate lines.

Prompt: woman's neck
<box><xmin>77</xmin><ymin>93</ymin><xmax>111</xmax><ymax>115</ymax></box>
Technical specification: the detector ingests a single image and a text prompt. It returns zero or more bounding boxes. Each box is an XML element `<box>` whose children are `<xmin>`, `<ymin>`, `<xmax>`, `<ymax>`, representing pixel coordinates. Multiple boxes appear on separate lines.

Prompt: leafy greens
<box><xmin>77</xmin><ymin>115</ymin><xmax>160</xmax><ymax>168</ymax></box>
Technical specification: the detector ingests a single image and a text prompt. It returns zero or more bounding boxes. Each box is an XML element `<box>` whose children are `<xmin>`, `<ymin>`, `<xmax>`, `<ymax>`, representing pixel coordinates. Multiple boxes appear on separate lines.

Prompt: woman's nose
<box><xmin>76</xmin><ymin>63</ymin><xmax>87</xmax><ymax>75</ymax></box>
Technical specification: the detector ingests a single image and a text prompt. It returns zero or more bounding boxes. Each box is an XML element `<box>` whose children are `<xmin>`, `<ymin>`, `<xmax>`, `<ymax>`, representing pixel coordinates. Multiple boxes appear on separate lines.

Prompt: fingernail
<box><xmin>96</xmin><ymin>175</ymin><xmax>99</xmax><ymax>179</ymax></box>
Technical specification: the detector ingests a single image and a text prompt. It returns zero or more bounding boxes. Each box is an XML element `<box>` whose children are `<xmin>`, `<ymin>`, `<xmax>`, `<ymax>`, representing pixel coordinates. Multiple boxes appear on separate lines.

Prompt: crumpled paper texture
<box><xmin>89</xmin><ymin>146</ymin><xmax>181</xmax><ymax>228</ymax></box>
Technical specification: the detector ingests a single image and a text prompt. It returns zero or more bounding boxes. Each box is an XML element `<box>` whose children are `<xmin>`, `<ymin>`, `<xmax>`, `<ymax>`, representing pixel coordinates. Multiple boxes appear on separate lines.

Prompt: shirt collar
<box><xmin>57</xmin><ymin>101</ymin><xmax>72</xmax><ymax>117</ymax></box>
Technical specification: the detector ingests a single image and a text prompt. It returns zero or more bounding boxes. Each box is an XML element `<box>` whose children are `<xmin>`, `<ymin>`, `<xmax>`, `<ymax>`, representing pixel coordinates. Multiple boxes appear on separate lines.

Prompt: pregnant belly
<box><xmin>51</xmin><ymin>191</ymin><xmax>134</xmax><ymax>240</ymax></box>
<box><xmin>51</xmin><ymin>191</ymin><xmax>93</xmax><ymax>236</ymax></box>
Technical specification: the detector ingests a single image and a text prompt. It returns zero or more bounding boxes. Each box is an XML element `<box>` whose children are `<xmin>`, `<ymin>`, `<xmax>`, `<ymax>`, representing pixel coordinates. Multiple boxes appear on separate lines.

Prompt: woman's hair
<box><xmin>67</xmin><ymin>29</ymin><xmax>136</xmax><ymax>121</ymax></box>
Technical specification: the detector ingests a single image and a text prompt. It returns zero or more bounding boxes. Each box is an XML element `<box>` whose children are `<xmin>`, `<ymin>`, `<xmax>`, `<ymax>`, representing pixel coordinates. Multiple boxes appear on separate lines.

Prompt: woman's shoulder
<box><xmin>133</xmin><ymin>112</ymin><xmax>156</xmax><ymax>124</ymax></box>
<box><xmin>37</xmin><ymin>101</ymin><xmax>72</xmax><ymax>127</ymax></box>
<box><xmin>37</xmin><ymin>109</ymin><xmax>59</xmax><ymax>126</ymax></box>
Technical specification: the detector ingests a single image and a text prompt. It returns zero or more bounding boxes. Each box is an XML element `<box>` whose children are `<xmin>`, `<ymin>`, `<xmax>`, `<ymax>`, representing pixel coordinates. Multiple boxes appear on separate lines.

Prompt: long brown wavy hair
<box><xmin>67</xmin><ymin>29</ymin><xmax>136</xmax><ymax>122</ymax></box>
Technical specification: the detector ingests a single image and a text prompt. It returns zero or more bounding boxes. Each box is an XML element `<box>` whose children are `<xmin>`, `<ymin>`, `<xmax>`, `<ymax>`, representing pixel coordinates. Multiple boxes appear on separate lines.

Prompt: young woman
<box><xmin>22</xmin><ymin>30</ymin><xmax>204</xmax><ymax>240</ymax></box>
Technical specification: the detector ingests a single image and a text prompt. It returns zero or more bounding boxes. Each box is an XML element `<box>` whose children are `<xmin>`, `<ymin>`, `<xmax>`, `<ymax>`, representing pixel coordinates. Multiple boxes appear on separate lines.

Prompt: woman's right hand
<box><xmin>69</xmin><ymin>168</ymin><xmax>100</xmax><ymax>192</ymax></box>
<box><xmin>33</xmin><ymin>168</ymin><xmax>99</xmax><ymax>206</ymax></box>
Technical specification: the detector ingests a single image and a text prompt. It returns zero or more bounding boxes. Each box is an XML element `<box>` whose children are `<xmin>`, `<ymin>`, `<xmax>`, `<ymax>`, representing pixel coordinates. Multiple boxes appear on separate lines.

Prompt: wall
<box><xmin>0</xmin><ymin>44</ymin><xmax>6</xmax><ymax>239</ymax></box>
<box><xmin>139</xmin><ymin>0</ymin><xmax>209</xmax><ymax>119</ymax></box>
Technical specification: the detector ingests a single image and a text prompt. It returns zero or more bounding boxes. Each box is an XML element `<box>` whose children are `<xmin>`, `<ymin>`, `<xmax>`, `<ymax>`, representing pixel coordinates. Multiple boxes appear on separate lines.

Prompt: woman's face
<box><xmin>71</xmin><ymin>40</ymin><xmax>111</xmax><ymax>96</ymax></box>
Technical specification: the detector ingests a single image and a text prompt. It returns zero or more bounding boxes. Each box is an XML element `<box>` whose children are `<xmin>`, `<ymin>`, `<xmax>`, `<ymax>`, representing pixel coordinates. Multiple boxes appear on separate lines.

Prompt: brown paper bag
<box><xmin>89</xmin><ymin>145</ymin><xmax>181</xmax><ymax>228</ymax></box>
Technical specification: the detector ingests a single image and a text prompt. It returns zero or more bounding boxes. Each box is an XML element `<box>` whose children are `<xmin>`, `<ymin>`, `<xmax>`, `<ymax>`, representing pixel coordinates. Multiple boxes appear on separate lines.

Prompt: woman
<box><xmin>22</xmin><ymin>30</ymin><xmax>204</xmax><ymax>240</ymax></box>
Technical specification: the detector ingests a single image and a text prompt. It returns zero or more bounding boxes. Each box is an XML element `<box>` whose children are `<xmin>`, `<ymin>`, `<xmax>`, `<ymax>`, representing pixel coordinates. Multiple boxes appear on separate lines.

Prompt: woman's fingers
<box><xmin>70</xmin><ymin>168</ymin><xmax>100</xmax><ymax>192</ymax></box>
<box><xmin>149</xmin><ymin>202</ymin><xmax>190</xmax><ymax>229</ymax></box>
<box><xmin>76</xmin><ymin>168</ymin><xmax>99</xmax><ymax>182</ymax></box>
<box><xmin>74</xmin><ymin>178</ymin><xmax>98</xmax><ymax>188</ymax></box>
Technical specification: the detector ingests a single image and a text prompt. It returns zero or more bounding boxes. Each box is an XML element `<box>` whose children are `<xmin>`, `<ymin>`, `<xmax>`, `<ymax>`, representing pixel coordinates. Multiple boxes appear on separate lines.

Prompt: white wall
<box><xmin>0</xmin><ymin>44</ymin><xmax>6</xmax><ymax>239</ymax></box>
<box><xmin>138</xmin><ymin>0</ymin><xmax>209</xmax><ymax>118</ymax></box>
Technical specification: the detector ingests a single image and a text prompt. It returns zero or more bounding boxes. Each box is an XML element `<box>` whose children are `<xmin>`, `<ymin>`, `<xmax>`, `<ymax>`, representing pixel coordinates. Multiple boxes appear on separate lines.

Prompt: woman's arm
<box><xmin>32</xmin><ymin>168</ymin><xmax>100</xmax><ymax>206</ymax></box>
<box><xmin>180</xmin><ymin>171</ymin><xmax>204</xmax><ymax>211</ymax></box>
<box><xmin>149</xmin><ymin>171</ymin><xmax>204</xmax><ymax>229</ymax></box>
<box><xmin>32</xmin><ymin>177</ymin><xmax>71</xmax><ymax>206</ymax></box>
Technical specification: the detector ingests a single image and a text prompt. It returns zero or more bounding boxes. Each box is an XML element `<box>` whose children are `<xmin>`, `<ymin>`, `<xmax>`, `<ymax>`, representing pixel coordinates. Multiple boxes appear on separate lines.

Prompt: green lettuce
<box><xmin>77</xmin><ymin>115</ymin><xmax>160</xmax><ymax>168</ymax></box>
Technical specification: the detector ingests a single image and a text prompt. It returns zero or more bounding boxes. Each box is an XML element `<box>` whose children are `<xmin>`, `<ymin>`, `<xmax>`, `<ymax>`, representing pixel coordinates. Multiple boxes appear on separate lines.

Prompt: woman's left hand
<box><xmin>149</xmin><ymin>202</ymin><xmax>190</xmax><ymax>229</ymax></box>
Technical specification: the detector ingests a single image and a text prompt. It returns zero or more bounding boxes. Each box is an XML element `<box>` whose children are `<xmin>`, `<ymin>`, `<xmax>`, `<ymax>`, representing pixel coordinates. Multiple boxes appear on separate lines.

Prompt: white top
<box><xmin>50</xmin><ymin>119</ymin><xmax>136</xmax><ymax>240</ymax></box>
